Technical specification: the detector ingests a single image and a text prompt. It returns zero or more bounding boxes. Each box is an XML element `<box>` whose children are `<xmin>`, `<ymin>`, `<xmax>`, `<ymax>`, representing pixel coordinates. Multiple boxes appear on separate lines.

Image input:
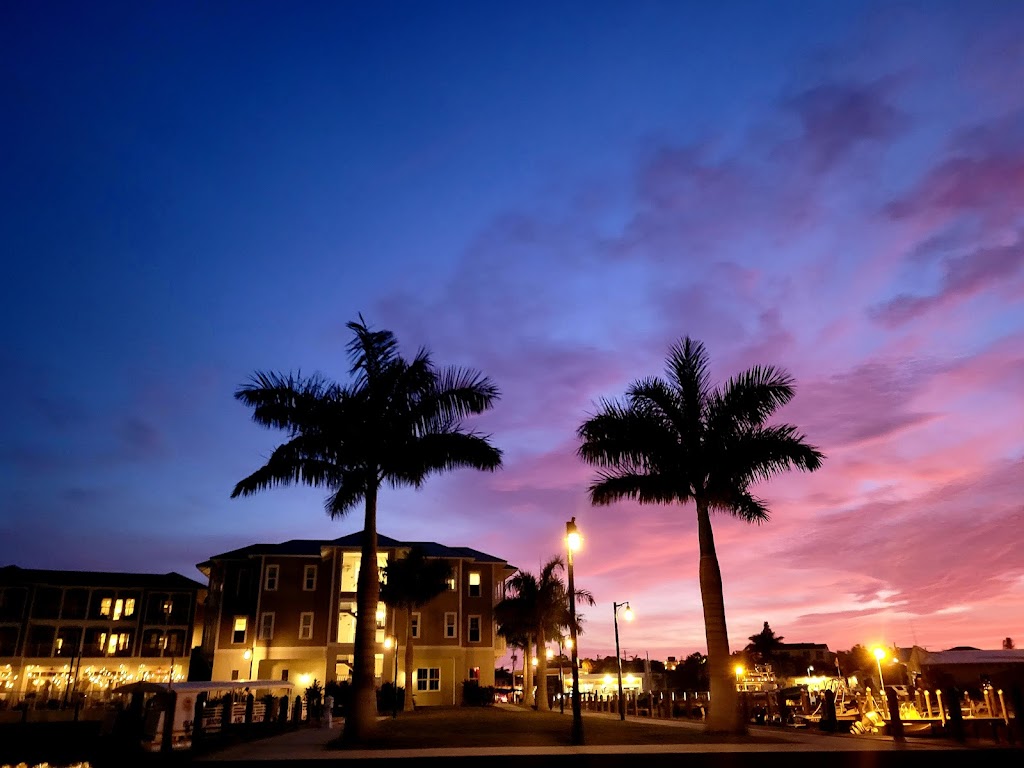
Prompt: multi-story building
<box><xmin>0</xmin><ymin>565</ymin><xmax>205</xmax><ymax>706</ymax></box>
<box><xmin>197</xmin><ymin>532</ymin><xmax>515</xmax><ymax>706</ymax></box>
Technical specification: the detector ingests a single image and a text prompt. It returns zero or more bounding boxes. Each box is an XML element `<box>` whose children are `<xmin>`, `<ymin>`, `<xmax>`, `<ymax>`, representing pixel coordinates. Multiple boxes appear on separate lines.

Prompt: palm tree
<box><xmin>380</xmin><ymin>546</ymin><xmax>452</xmax><ymax>712</ymax></box>
<box><xmin>577</xmin><ymin>337</ymin><xmax>823</xmax><ymax>733</ymax></box>
<box><xmin>745</xmin><ymin>621</ymin><xmax>784</xmax><ymax>664</ymax></box>
<box><xmin>231</xmin><ymin>318</ymin><xmax>502</xmax><ymax>743</ymax></box>
<box><xmin>497</xmin><ymin>557</ymin><xmax>595</xmax><ymax>711</ymax></box>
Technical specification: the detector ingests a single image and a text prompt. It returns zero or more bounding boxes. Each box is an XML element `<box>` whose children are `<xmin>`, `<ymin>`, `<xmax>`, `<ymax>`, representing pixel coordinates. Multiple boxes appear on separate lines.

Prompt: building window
<box><xmin>468</xmin><ymin>615</ymin><xmax>481</xmax><ymax>643</ymax></box>
<box><xmin>411</xmin><ymin>612</ymin><xmax>420</xmax><ymax>639</ymax></box>
<box><xmin>113</xmin><ymin>599</ymin><xmax>124</xmax><ymax>621</ymax></box>
<box><xmin>444</xmin><ymin>612</ymin><xmax>457</xmax><ymax>639</ymax></box>
<box><xmin>282</xmin><ymin>669</ymin><xmax>289</xmax><ymax>681</ymax></box>
<box><xmin>446</xmin><ymin>576</ymin><xmax>456</xmax><ymax>591</ymax></box>
<box><xmin>233</xmin><ymin>616</ymin><xmax>247</xmax><ymax>644</ymax></box>
<box><xmin>265</xmin><ymin>565</ymin><xmax>279</xmax><ymax>591</ymax></box>
<box><xmin>469</xmin><ymin>667</ymin><xmax>480</xmax><ymax>681</ymax></box>
<box><xmin>124</xmin><ymin>598</ymin><xmax>136</xmax><ymax>617</ymax></box>
<box><xmin>468</xmin><ymin>572</ymin><xmax>481</xmax><ymax>597</ymax></box>
<box><xmin>100</xmin><ymin>598</ymin><xmax>112</xmax><ymax>617</ymax></box>
<box><xmin>416</xmin><ymin>667</ymin><xmax>440</xmax><ymax>691</ymax></box>
<box><xmin>259</xmin><ymin>612</ymin><xmax>275</xmax><ymax>641</ymax></box>
<box><xmin>303</xmin><ymin>565</ymin><xmax>318</xmax><ymax>591</ymax></box>
<box><xmin>299</xmin><ymin>612</ymin><xmax>314</xmax><ymax>640</ymax></box>
<box><xmin>231</xmin><ymin>669</ymin><xmax>239</xmax><ymax>681</ymax></box>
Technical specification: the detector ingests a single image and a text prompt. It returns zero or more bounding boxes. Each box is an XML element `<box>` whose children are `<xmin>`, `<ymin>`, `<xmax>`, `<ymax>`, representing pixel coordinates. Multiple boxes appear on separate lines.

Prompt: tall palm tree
<box><xmin>497</xmin><ymin>557</ymin><xmax>595</xmax><ymax>711</ymax></box>
<box><xmin>577</xmin><ymin>337</ymin><xmax>823</xmax><ymax>733</ymax></box>
<box><xmin>231</xmin><ymin>318</ymin><xmax>502</xmax><ymax>743</ymax></box>
<box><xmin>380</xmin><ymin>546</ymin><xmax>452</xmax><ymax>712</ymax></box>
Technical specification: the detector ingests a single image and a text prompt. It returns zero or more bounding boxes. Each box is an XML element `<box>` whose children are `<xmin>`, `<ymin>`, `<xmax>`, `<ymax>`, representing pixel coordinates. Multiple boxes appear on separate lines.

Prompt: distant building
<box><xmin>906</xmin><ymin>645</ymin><xmax>1024</xmax><ymax>689</ymax></box>
<box><xmin>196</xmin><ymin>532</ymin><xmax>515</xmax><ymax>706</ymax></box>
<box><xmin>775</xmin><ymin>642</ymin><xmax>837</xmax><ymax>671</ymax></box>
<box><xmin>0</xmin><ymin>565</ymin><xmax>205</xmax><ymax>706</ymax></box>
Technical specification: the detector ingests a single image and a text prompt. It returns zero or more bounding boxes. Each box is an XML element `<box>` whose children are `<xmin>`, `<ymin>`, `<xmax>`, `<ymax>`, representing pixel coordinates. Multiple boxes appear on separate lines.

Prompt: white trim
<box><xmin>299</xmin><ymin>611</ymin><xmax>314</xmax><ymax>640</ymax></box>
<box><xmin>232</xmin><ymin>615</ymin><xmax>248</xmax><ymax>645</ymax></box>
<box><xmin>259</xmin><ymin>611</ymin><xmax>275</xmax><ymax>641</ymax></box>
<box><xmin>264</xmin><ymin>564</ymin><xmax>279</xmax><ymax>592</ymax></box>
<box><xmin>411</xmin><ymin>611</ymin><xmax>420</xmax><ymax>639</ymax></box>
<box><xmin>468</xmin><ymin>614</ymin><xmax>481</xmax><ymax>643</ymax></box>
<box><xmin>468</xmin><ymin>571</ymin><xmax>481</xmax><ymax>597</ymax></box>
<box><xmin>444</xmin><ymin>611</ymin><xmax>457</xmax><ymax>639</ymax></box>
<box><xmin>303</xmin><ymin>564</ymin><xmax>318</xmax><ymax>592</ymax></box>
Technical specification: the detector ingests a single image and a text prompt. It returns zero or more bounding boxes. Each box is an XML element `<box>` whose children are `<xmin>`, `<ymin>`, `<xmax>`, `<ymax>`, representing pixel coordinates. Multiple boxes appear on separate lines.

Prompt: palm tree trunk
<box><xmin>404</xmin><ymin>605</ymin><xmax>415</xmax><ymax>712</ymax></box>
<box><xmin>522</xmin><ymin>637</ymin><xmax>534</xmax><ymax>708</ymax></box>
<box><xmin>343</xmin><ymin>483</ymin><xmax>380</xmax><ymax>744</ymax></box>
<box><xmin>696</xmin><ymin>496</ymin><xmax>742</xmax><ymax>734</ymax></box>
<box><xmin>535</xmin><ymin>626</ymin><xmax>548</xmax><ymax>710</ymax></box>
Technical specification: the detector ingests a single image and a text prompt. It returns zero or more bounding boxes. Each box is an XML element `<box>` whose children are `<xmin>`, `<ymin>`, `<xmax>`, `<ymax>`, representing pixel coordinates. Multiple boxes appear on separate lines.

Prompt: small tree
<box><xmin>1003</xmin><ymin>637</ymin><xmax>1015</xmax><ymax>650</ymax></box>
<box><xmin>745</xmin><ymin>621</ymin><xmax>784</xmax><ymax>664</ymax></box>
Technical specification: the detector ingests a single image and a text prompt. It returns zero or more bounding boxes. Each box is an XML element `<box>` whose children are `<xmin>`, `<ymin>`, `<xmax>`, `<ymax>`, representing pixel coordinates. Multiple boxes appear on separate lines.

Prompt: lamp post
<box><xmin>565</xmin><ymin>517</ymin><xmax>583</xmax><ymax>745</ymax></box>
<box><xmin>874</xmin><ymin>648</ymin><xmax>887</xmax><ymax>697</ymax></box>
<box><xmin>243</xmin><ymin>648</ymin><xmax>254</xmax><ymax>680</ymax></box>
<box><xmin>161</xmin><ymin>598</ymin><xmax>174</xmax><ymax>689</ymax></box>
<box><xmin>613</xmin><ymin>600</ymin><xmax>633</xmax><ymax>721</ymax></box>
<box><xmin>558</xmin><ymin>637</ymin><xmax>569</xmax><ymax>715</ymax></box>
<box><xmin>383</xmin><ymin>636</ymin><xmax>399</xmax><ymax>718</ymax></box>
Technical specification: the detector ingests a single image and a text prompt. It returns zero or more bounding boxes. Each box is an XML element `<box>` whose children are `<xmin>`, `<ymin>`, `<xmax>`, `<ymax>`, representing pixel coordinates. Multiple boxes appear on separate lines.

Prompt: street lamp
<box><xmin>565</xmin><ymin>517</ymin><xmax>583</xmax><ymax>745</ymax></box>
<box><xmin>873</xmin><ymin>648</ymin><xmax>887</xmax><ymax>696</ymax></box>
<box><xmin>613</xmin><ymin>601</ymin><xmax>633</xmax><ymax>721</ymax></box>
<box><xmin>243</xmin><ymin>648</ymin><xmax>254</xmax><ymax>680</ymax></box>
<box><xmin>383</xmin><ymin>636</ymin><xmax>399</xmax><ymax>718</ymax></box>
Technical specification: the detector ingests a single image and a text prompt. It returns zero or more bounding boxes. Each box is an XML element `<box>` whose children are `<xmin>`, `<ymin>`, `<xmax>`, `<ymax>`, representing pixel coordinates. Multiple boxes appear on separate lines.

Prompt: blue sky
<box><xmin>2</xmin><ymin>1</ymin><xmax>1023</xmax><ymax>657</ymax></box>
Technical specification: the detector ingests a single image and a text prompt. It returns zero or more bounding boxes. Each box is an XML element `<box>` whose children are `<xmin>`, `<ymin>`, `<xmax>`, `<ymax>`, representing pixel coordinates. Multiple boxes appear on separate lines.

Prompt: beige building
<box><xmin>197</xmin><ymin>532</ymin><xmax>515</xmax><ymax>706</ymax></box>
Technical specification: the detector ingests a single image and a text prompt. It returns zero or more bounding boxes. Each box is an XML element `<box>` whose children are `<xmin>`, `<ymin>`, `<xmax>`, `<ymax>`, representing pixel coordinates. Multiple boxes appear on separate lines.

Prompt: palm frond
<box><xmin>709</xmin><ymin>365</ymin><xmax>795</xmax><ymax>428</ymax></box>
<box><xmin>345</xmin><ymin>315</ymin><xmax>400</xmax><ymax>384</ymax></box>
<box><xmin>577</xmin><ymin>398</ymin><xmax>674</xmax><ymax>471</ymax></box>
<box><xmin>666</xmin><ymin>337</ymin><xmax>710</xmax><ymax>428</ymax></box>
<box><xmin>420</xmin><ymin>365</ymin><xmax>501</xmax><ymax>423</ymax></box>
<box><xmin>708</xmin><ymin>488</ymin><xmax>770</xmax><ymax>524</ymax></box>
<box><xmin>234</xmin><ymin>371</ymin><xmax>337</xmax><ymax>434</ymax></box>
<box><xmin>722</xmin><ymin>424</ymin><xmax>824</xmax><ymax>484</ymax></box>
<box><xmin>387</xmin><ymin>431</ymin><xmax>502</xmax><ymax>488</ymax></box>
<box><xmin>588</xmin><ymin>471</ymin><xmax>689</xmax><ymax>506</ymax></box>
<box><xmin>230</xmin><ymin>437</ymin><xmax>341</xmax><ymax>497</ymax></box>
<box><xmin>324</xmin><ymin>469</ymin><xmax>372</xmax><ymax>517</ymax></box>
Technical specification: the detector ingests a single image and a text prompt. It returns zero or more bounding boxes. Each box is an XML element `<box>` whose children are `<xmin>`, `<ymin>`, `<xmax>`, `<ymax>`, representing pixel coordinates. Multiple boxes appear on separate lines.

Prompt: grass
<box><xmin>329</xmin><ymin>706</ymin><xmax>787</xmax><ymax>750</ymax></box>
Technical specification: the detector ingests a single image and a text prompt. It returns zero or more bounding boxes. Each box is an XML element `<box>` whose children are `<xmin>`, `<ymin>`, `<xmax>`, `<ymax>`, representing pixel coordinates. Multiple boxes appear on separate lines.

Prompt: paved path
<box><xmin>198</xmin><ymin>705</ymin><xmax>966</xmax><ymax>762</ymax></box>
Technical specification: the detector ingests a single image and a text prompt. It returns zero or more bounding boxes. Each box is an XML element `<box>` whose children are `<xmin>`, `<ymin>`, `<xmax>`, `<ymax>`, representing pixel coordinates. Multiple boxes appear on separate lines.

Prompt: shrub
<box><xmin>377</xmin><ymin>682</ymin><xmax>405</xmax><ymax>713</ymax></box>
<box><xmin>462</xmin><ymin>680</ymin><xmax>495</xmax><ymax>706</ymax></box>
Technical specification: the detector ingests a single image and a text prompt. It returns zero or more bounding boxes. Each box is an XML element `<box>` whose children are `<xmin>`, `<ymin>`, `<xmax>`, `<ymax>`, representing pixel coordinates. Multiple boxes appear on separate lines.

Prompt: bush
<box><xmin>377</xmin><ymin>682</ymin><xmax>405</xmax><ymax>713</ymax></box>
<box><xmin>324</xmin><ymin>680</ymin><xmax>350</xmax><ymax>715</ymax></box>
<box><xmin>462</xmin><ymin>680</ymin><xmax>495</xmax><ymax>706</ymax></box>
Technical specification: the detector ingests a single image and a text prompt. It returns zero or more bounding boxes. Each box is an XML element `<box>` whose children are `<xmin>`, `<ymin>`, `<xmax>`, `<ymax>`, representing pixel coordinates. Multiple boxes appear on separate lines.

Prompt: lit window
<box><xmin>446</xmin><ymin>576</ymin><xmax>456</xmax><ymax>591</ymax></box>
<box><xmin>233</xmin><ymin>617</ymin><xmax>247</xmax><ymax>644</ymax></box>
<box><xmin>444</xmin><ymin>612</ymin><xmax>457</xmax><ymax>639</ymax></box>
<box><xmin>265</xmin><ymin>565</ymin><xmax>279</xmax><ymax>592</ymax></box>
<box><xmin>100</xmin><ymin>598</ymin><xmax>112</xmax><ymax>616</ymax></box>
<box><xmin>303</xmin><ymin>565</ymin><xmax>317</xmax><ymax>591</ymax></box>
<box><xmin>113</xmin><ymin>599</ymin><xmax>123</xmax><ymax>621</ymax></box>
<box><xmin>469</xmin><ymin>667</ymin><xmax>480</xmax><ymax>681</ymax></box>
<box><xmin>468</xmin><ymin>615</ymin><xmax>481</xmax><ymax>643</ymax></box>
<box><xmin>468</xmin><ymin>572</ymin><xmax>481</xmax><ymax>597</ymax></box>
<box><xmin>108</xmin><ymin>634</ymin><xmax>118</xmax><ymax>654</ymax></box>
<box><xmin>299</xmin><ymin>612</ymin><xmax>314</xmax><ymax>640</ymax></box>
<box><xmin>56</xmin><ymin>637</ymin><xmax>64</xmax><ymax>651</ymax></box>
<box><xmin>124</xmin><ymin>598</ymin><xmax>135</xmax><ymax>617</ymax></box>
<box><xmin>375</xmin><ymin>603</ymin><xmax>386</xmax><ymax>628</ymax></box>
<box><xmin>98</xmin><ymin>632</ymin><xmax>107</xmax><ymax>651</ymax></box>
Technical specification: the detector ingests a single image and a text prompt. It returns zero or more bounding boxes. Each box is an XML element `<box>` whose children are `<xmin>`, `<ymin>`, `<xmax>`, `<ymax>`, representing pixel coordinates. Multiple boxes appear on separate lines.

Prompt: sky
<box><xmin>2</xmin><ymin>0</ymin><xmax>1022</xmax><ymax>661</ymax></box>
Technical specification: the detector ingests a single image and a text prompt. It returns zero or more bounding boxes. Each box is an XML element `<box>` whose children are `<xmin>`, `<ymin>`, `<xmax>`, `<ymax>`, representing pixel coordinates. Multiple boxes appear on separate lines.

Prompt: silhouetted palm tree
<box><xmin>380</xmin><ymin>546</ymin><xmax>452</xmax><ymax>712</ymax></box>
<box><xmin>577</xmin><ymin>337</ymin><xmax>823</xmax><ymax>733</ymax></box>
<box><xmin>746</xmin><ymin>621</ymin><xmax>785</xmax><ymax>664</ymax></box>
<box><xmin>497</xmin><ymin>557</ymin><xmax>594</xmax><ymax>710</ymax></box>
<box><xmin>232</xmin><ymin>318</ymin><xmax>502</xmax><ymax>742</ymax></box>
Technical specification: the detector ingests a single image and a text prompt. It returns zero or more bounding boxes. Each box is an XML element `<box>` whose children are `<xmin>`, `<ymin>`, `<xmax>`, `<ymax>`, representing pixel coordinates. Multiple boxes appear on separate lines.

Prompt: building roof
<box><xmin>0</xmin><ymin>565</ymin><xmax>205</xmax><ymax>591</ymax></box>
<box><xmin>779</xmin><ymin>643</ymin><xmax>831</xmax><ymax>651</ymax></box>
<box><xmin>198</xmin><ymin>532</ymin><xmax>509</xmax><ymax>569</ymax></box>
<box><xmin>919</xmin><ymin>648</ymin><xmax>1024</xmax><ymax>666</ymax></box>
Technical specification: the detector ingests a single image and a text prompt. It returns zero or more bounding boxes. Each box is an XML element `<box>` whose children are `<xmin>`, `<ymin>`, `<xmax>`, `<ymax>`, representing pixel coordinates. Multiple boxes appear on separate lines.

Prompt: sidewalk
<box><xmin>198</xmin><ymin>705</ymin><xmax>968</xmax><ymax>762</ymax></box>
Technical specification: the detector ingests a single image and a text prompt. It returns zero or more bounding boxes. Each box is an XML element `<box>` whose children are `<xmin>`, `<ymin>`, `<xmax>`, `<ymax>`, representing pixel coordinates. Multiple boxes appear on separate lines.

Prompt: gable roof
<box><xmin>198</xmin><ymin>532</ymin><xmax>509</xmax><ymax>569</ymax></box>
<box><xmin>0</xmin><ymin>565</ymin><xmax>205</xmax><ymax>591</ymax></box>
